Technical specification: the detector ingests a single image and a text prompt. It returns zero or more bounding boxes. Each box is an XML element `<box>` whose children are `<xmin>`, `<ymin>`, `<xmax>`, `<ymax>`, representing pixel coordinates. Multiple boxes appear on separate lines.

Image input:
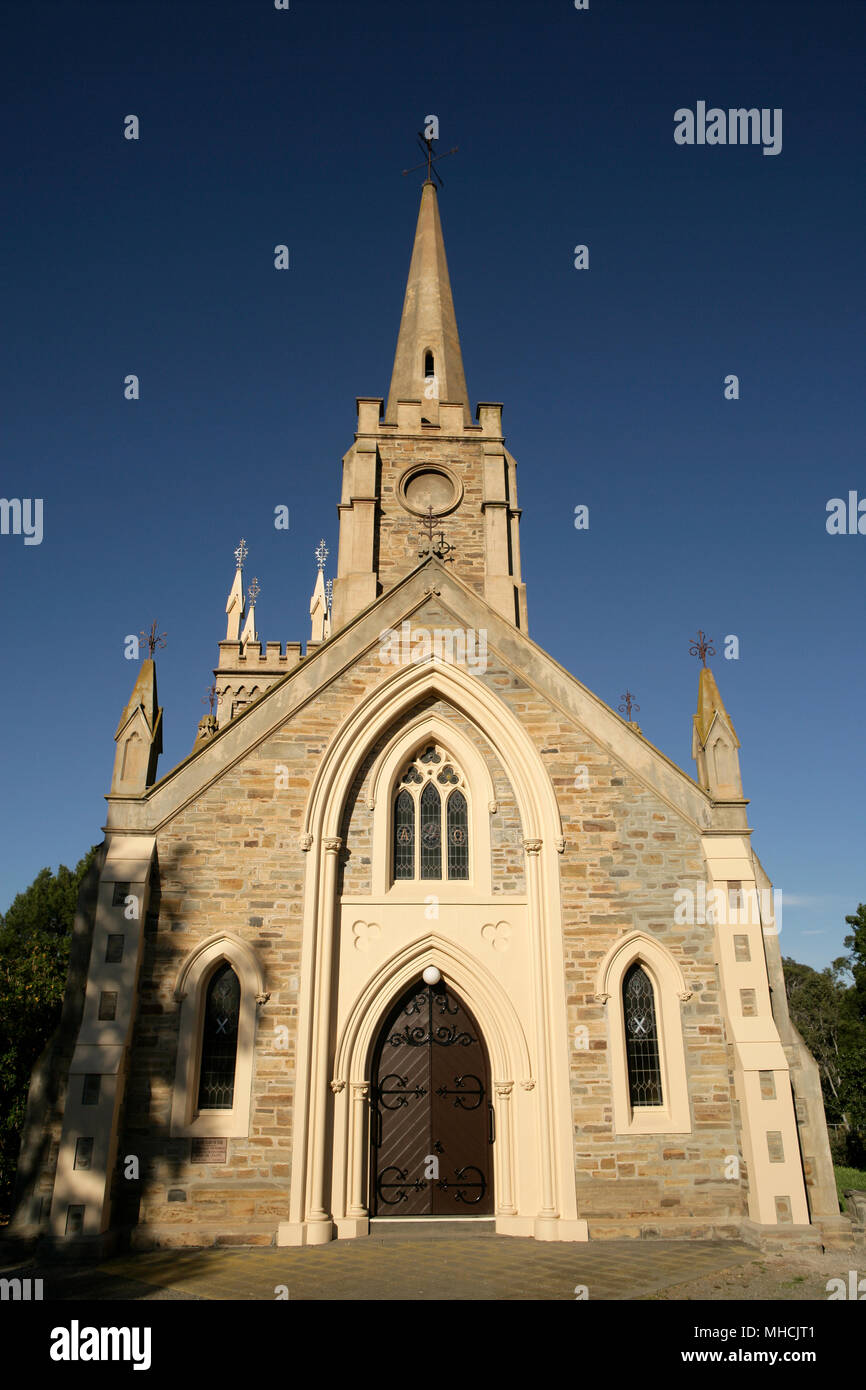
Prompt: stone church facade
<box><xmin>11</xmin><ymin>179</ymin><xmax>846</xmax><ymax>1253</ymax></box>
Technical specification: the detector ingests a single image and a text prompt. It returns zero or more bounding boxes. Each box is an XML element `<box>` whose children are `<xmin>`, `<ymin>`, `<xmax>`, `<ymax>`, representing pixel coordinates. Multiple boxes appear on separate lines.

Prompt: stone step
<box><xmin>367</xmin><ymin>1217</ymin><xmax>497</xmax><ymax>1240</ymax></box>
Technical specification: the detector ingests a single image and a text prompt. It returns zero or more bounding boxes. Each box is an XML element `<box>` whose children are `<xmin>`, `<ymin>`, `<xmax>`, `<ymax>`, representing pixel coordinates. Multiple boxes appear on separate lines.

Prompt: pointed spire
<box><xmin>112</xmin><ymin>659</ymin><xmax>163</xmax><ymax>793</ymax></box>
<box><xmin>385</xmin><ymin>181</ymin><xmax>470</xmax><ymax>426</ymax></box>
<box><xmin>240</xmin><ymin>576</ymin><xmax>260</xmax><ymax>646</ymax></box>
<box><xmin>225</xmin><ymin>538</ymin><xmax>247</xmax><ymax>640</ymax></box>
<box><xmin>691</xmin><ymin>664</ymin><xmax>744</xmax><ymax>800</ymax></box>
<box><xmin>309</xmin><ymin>541</ymin><xmax>330</xmax><ymax>643</ymax></box>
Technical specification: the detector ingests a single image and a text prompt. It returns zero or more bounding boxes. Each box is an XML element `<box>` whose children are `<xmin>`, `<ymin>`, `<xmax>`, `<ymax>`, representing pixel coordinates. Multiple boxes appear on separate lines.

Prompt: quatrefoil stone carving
<box><xmin>352</xmin><ymin>920</ymin><xmax>382</xmax><ymax>952</ymax></box>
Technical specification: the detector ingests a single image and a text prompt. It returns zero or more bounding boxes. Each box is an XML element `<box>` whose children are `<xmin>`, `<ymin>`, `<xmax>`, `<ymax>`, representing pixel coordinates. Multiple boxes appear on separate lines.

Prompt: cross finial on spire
<box><xmin>139</xmin><ymin>620</ymin><xmax>167</xmax><ymax>659</ymax></box>
<box><xmin>247</xmin><ymin>577</ymin><xmax>260</xmax><ymax>605</ymax></box>
<box><xmin>234</xmin><ymin>538</ymin><xmax>248</xmax><ymax>570</ymax></box>
<box><xmin>689</xmin><ymin>630</ymin><xmax>716</xmax><ymax>667</ymax></box>
<box><xmin>315</xmin><ymin>539</ymin><xmax>328</xmax><ymax>571</ymax></box>
<box><xmin>618</xmin><ymin>690</ymin><xmax>640</xmax><ymax>722</ymax></box>
<box><xmin>202</xmin><ymin>681</ymin><xmax>217</xmax><ymax>715</ymax></box>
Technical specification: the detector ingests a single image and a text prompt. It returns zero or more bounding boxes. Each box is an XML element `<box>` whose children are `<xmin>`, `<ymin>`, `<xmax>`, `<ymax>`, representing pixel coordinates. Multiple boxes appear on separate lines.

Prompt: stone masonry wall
<box><xmin>120</xmin><ymin>601</ymin><xmax>745</xmax><ymax>1243</ymax></box>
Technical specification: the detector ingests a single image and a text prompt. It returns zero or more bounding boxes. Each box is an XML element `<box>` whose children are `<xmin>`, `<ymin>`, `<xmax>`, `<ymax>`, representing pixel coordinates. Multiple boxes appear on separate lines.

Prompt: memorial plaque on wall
<box><xmin>190</xmin><ymin>1137</ymin><xmax>228</xmax><ymax>1164</ymax></box>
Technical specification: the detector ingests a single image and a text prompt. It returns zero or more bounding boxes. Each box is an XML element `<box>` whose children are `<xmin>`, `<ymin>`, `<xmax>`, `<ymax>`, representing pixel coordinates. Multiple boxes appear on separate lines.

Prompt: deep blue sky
<box><xmin>1</xmin><ymin>0</ymin><xmax>863</xmax><ymax>968</ymax></box>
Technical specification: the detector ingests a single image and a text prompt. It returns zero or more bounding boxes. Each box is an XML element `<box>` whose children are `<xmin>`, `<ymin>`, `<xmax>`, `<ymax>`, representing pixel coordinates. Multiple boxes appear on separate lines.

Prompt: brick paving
<box><xmin>34</xmin><ymin>1237</ymin><xmax>760</xmax><ymax>1301</ymax></box>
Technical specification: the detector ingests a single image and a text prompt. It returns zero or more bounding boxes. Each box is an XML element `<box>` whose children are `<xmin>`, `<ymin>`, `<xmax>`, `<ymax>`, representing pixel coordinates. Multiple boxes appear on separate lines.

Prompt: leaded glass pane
<box><xmin>401</xmin><ymin>766</ymin><xmax>423</xmax><ymax>785</ymax></box>
<box><xmin>624</xmin><ymin>963</ymin><xmax>662</xmax><ymax>1106</ymax></box>
<box><xmin>198</xmin><ymin>963</ymin><xmax>240</xmax><ymax>1110</ymax></box>
<box><xmin>419</xmin><ymin>781</ymin><xmax>442</xmax><ymax>879</ymax></box>
<box><xmin>419</xmin><ymin>746</ymin><xmax>441</xmax><ymax>765</ymax></box>
<box><xmin>437</xmin><ymin>764</ymin><xmax>459</xmax><ymax>785</ymax></box>
<box><xmin>446</xmin><ymin>790</ymin><xmax>469</xmax><ymax>879</ymax></box>
<box><xmin>394</xmin><ymin>789</ymin><xmax>415</xmax><ymax>879</ymax></box>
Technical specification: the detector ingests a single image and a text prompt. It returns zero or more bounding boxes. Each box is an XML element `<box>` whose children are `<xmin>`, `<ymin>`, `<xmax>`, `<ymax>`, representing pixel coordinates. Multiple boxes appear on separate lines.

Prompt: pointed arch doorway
<box><xmin>370</xmin><ymin>977</ymin><xmax>494</xmax><ymax>1216</ymax></box>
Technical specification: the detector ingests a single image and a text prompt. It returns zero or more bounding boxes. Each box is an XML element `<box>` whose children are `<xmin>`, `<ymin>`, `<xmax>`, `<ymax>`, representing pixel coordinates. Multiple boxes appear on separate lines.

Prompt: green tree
<box><xmin>0</xmin><ymin>847</ymin><xmax>98</xmax><ymax>1214</ymax></box>
<box><xmin>782</xmin><ymin>956</ymin><xmax>848</xmax><ymax>1124</ymax></box>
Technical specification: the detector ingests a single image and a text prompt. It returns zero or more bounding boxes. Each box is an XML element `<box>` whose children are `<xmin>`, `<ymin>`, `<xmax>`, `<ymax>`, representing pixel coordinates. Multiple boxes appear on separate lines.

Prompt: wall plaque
<box><xmin>190</xmin><ymin>1137</ymin><xmax>227</xmax><ymax>1164</ymax></box>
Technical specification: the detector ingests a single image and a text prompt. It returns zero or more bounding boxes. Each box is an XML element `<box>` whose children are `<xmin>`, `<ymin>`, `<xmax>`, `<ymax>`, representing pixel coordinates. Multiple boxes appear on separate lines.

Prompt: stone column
<box><xmin>494</xmin><ymin>1081</ymin><xmax>516</xmax><ymax>1215</ymax></box>
<box><xmin>305</xmin><ymin>836</ymin><xmax>342</xmax><ymax>1241</ymax></box>
<box><xmin>523</xmin><ymin>837</ymin><xmax>558</xmax><ymax>1231</ymax></box>
<box><xmin>348</xmin><ymin>1083</ymin><xmax>370</xmax><ymax>1217</ymax></box>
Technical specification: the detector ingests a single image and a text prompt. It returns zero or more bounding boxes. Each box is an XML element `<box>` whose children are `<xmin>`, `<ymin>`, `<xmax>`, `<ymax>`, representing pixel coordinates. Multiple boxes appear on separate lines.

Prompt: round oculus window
<box><xmin>398</xmin><ymin>465</ymin><xmax>463</xmax><ymax>517</ymax></box>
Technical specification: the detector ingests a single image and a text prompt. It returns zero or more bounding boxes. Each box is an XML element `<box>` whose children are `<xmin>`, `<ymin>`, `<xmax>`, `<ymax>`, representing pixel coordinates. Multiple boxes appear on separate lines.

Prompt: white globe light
<box><xmin>422</xmin><ymin>966</ymin><xmax>441</xmax><ymax>986</ymax></box>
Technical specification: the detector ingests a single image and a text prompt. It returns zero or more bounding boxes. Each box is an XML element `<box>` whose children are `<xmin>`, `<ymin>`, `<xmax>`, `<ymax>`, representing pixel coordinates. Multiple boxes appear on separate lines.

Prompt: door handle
<box><xmin>488</xmin><ymin>1102</ymin><xmax>495</xmax><ymax>1144</ymax></box>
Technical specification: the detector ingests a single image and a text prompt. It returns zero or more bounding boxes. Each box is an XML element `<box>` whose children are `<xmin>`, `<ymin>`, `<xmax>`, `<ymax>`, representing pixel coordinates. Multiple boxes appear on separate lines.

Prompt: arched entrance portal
<box><xmin>370</xmin><ymin>978</ymin><xmax>494</xmax><ymax>1216</ymax></box>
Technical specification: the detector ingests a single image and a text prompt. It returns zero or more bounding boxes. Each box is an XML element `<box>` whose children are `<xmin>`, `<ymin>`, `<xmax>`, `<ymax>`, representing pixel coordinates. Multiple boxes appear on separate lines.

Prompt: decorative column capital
<box><xmin>351</xmin><ymin>1082</ymin><xmax>370</xmax><ymax>1100</ymax></box>
<box><xmin>520</xmin><ymin>1078</ymin><xmax>536</xmax><ymax>1091</ymax></box>
<box><xmin>522</xmin><ymin>838</ymin><xmax>543</xmax><ymax>856</ymax></box>
<box><xmin>594</xmin><ymin>991</ymin><xmax>610</xmax><ymax>1004</ymax></box>
<box><xmin>322</xmin><ymin>837</ymin><xmax>343</xmax><ymax>855</ymax></box>
<box><xmin>330</xmin><ymin>1079</ymin><xmax>346</xmax><ymax>1094</ymax></box>
<box><xmin>494</xmin><ymin>1081</ymin><xmax>514</xmax><ymax>1098</ymax></box>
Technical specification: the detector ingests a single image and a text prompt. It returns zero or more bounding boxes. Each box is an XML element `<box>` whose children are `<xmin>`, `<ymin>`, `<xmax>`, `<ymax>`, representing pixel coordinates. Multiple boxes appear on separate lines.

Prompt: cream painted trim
<box><xmin>596</xmin><ymin>932</ymin><xmax>692</xmax><ymax>1136</ymax></box>
<box><xmin>170</xmin><ymin>933</ymin><xmax>265</xmax><ymax>1139</ymax></box>
<box><xmin>287</xmin><ymin>656</ymin><xmax>581</xmax><ymax>1243</ymax></box>
<box><xmin>369</xmin><ymin>716</ymin><xmax>496</xmax><ymax>897</ymax></box>
<box><xmin>331</xmin><ymin>934</ymin><xmax>532</xmax><ymax>1230</ymax></box>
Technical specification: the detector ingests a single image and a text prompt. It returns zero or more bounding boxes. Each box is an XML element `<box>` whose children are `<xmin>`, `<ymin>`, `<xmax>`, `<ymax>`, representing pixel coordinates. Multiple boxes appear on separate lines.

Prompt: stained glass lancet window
<box><xmin>419</xmin><ymin>781</ymin><xmax>442</xmax><ymax>879</ymax></box>
<box><xmin>623</xmin><ymin>963</ymin><xmax>663</xmax><ymax>1106</ymax></box>
<box><xmin>394</xmin><ymin>789</ymin><xmax>415</xmax><ymax>879</ymax></box>
<box><xmin>391</xmin><ymin>746</ymin><xmax>469</xmax><ymax>883</ymax></box>
<box><xmin>446</xmin><ymin>790</ymin><xmax>469</xmax><ymax>879</ymax></box>
<box><xmin>198</xmin><ymin>963</ymin><xmax>241</xmax><ymax>1110</ymax></box>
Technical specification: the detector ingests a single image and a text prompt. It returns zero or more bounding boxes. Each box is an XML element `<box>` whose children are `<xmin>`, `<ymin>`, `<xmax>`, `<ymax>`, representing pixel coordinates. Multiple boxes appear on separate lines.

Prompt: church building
<box><xmin>11</xmin><ymin>173</ymin><xmax>845</xmax><ymax>1253</ymax></box>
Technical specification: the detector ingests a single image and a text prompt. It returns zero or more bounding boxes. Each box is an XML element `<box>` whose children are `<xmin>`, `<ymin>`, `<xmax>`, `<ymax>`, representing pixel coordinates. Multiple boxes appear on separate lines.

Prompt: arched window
<box><xmin>391</xmin><ymin>745</ymin><xmax>470</xmax><ymax>883</ymax></box>
<box><xmin>623</xmin><ymin>963</ymin><xmax>663</xmax><ymax>1107</ymax></box>
<box><xmin>198</xmin><ymin>962</ymin><xmax>241</xmax><ymax>1110</ymax></box>
<box><xmin>394</xmin><ymin>789</ymin><xmax>415</xmax><ymax>880</ymax></box>
<box><xmin>420</xmin><ymin>782</ymin><xmax>442</xmax><ymax>878</ymax></box>
<box><xmin>446</xmin><ymin>790</ymin><xmax>469</xmax><ymax>879</ymax></box>
<box><xmin>424</xmin><ymin>350</ymin><xmax>434</xmax><ymax>377</ymax></box>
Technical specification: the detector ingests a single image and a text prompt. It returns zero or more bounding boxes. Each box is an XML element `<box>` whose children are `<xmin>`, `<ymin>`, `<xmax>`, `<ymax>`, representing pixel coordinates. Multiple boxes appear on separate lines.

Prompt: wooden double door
<box><xmin>370</xmin><ymin>980</ymin><xmax>494</xmax><ymax>1216</ymax></box>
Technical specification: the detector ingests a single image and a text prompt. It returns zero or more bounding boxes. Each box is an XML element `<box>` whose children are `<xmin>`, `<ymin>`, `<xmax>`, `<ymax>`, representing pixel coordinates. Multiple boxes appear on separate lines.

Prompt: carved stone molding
<box><xmin>423</xmin><ymin>584</ymin><xmax>442</xmax><ymax>596</ymax></box>
<box><xmin>520</xmin><ymin>1079</ymin><xmax>536</xmax><ymax>1091</ymax></box>
<box><xmin>488</xmin><ymin>800</ymin><xmax>499</xmax><ymax>815</ymax></box>
<box><xmin>351</xmin><ymin>1082</ymin><xmax>370</xmax><ymax>1100</ymax></box>
<box><xmin>555</xmin><ymin>837</ymin><xmax>566</xmax><ymax>854</ymax></box>
<box><xmin>255</xmin><ymin>992</ymin><xmax>271</xmax><ymax>1006</ymax></box>
<box><xmin>494</xmin><ymin>1082</ymin><xmax>514</xmax><ymax>1098</ymax></box>
<box><xmin>522</xmin><ymin>838</ymin><xmax>542</xmax><ymax>856</ymax></box>
<box><xmin>594</xmin><ymin>992</ymin><xmax>610</xmax><ymax>1004</ymax></box>
<box><xmin>330</xmin><ymin>1079</ymin><xmax>346</xmax><ymax>1094</ymax></box>
<box><xmin>322</xmin><ymin>837</ymin><xmax>343</xmax><ymax>855</ymax></box>
<box><xmin>298</xmin><ymin>833</ymin><xmax>313</xmax><ymax>852</ymax></box>
<box><xmin>678</xmin><ymin>990</ymin><xmax>693</xmax><ymax>1002</ymax></box>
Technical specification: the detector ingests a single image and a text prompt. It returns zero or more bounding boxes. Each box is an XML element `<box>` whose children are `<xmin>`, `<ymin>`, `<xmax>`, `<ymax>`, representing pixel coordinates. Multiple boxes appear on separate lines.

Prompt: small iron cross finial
<box><xmin>416</xmin><ymin>506</ymin><xmax>456</xmax><ymax>564</ymax></box>
<box><xmin>689</xmin><ymin>630</ymin><xmax>716</xmax><ymax>667</ymax></box>
<box><xmin>234</xmin><ymin>538</ymin><xmax>248</xmax><ymax>570</ymax></box>
<box><xmin>325</xmin><ymin>577</ymin><xmax>333</xmax><ymax>611</ymax></box>
<box><xmin>618</xmin><ymin>691</ymin><xmax>640</xmax><ymax>722</ymax></box>
<box><xmin>247</xmin><ymin>576</ymin><xmax>260</xmax><ymax>606</ymax></box>
<box><xmin>402</xmin><ymin>131</ymin><xmax>459</xmax><ymax>189</ymax></box>
<box><xmin>139</xmin><ymin>620</ymin><xmax>167</xmax><ymax>659</ymax></box>
<box><xmin>202</xmin><ymin>682</ymin><xmax>217</xmax><ymax>715</ymax></box>
<box><xmin>315</xmin><ymin>539</ymin><xmax>328</xmax><ymax>572</ymax></box>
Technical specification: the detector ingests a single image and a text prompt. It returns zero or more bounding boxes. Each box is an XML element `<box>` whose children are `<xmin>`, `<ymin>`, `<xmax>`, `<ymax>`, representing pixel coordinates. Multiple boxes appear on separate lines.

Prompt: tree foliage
<box><xmin>0</xmin><ymin>847</ymin><xmax>98</xmax><ymax>1213</ymax></box>
<box><xmin>783</xmin><ymin>901</ymin><xmax>866</xmax><ymax>1148</ymax></box>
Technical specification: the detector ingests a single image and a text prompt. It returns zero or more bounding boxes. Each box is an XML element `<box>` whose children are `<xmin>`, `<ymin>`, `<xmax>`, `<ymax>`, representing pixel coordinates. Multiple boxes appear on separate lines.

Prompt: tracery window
<box><xmin>198</xmin><ymin>962</ymin><xmax>241</xmax><ymax>1110</ymax></box>
<box><xmin>391</xmin><ymin>745</ymin><xmax>470</xmax><ymax>882</ymax></box>
<box><xmin>623</xmin><ymin>962</ymin><xmax>663</xmax><ymax>1107</ymax></box>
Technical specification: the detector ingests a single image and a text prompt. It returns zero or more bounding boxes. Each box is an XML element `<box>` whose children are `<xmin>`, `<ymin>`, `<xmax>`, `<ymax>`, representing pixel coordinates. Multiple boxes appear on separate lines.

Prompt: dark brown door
<box><xmin>370</xmin><ymin>980</ymin><xmax>494</xmax><ymax>1215</ymax></box>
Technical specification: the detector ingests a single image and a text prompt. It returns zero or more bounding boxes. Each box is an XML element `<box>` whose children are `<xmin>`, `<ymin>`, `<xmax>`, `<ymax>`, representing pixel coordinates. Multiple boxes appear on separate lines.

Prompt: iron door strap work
<box><xmin>370</xmin><ymin>980</ymin><xmax>494</xmax><ymax>1216</ymax></box>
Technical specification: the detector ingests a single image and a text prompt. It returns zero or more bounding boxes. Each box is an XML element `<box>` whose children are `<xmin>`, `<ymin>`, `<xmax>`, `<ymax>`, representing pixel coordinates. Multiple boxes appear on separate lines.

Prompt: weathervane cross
<box><xmin>402</xmin><ymin>130</ymin><xmax>459</xmax><ymax>188</ymax></box>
